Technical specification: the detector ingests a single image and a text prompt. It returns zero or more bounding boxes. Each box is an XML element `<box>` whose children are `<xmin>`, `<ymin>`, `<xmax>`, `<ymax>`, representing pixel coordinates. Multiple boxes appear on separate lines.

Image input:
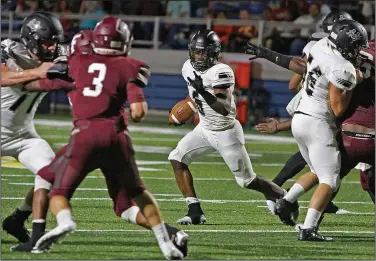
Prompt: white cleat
<box><xmin>176</xmin><ymin>214</ymin><xmax>206</xmax><ymax>225</ymax></box>
<box><xmin>159</xmin><ymin>240</ymin><xmax>184</xmax><ymax>260</ymax></box>
<box><xmin>32</xmin><ymin>222</ymin><xmax>76</xmax><ymax>253</ymax></box>
<box><xmin>266</xmin><ymin>200</ymin><xmax>277</xmax><ymax>215</ymax></box>
<box><xmin>335</xmin><ymin>209</ymin><xmax>351</xmax><ymax>214</ymax></box>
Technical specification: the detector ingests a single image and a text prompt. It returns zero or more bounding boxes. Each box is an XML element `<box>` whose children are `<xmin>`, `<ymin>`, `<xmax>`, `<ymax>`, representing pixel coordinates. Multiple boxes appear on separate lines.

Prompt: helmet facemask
<box><xmin>189</xmin><ymin>44</ymin><xmax>219</xmax><ymax>72</ymax></box>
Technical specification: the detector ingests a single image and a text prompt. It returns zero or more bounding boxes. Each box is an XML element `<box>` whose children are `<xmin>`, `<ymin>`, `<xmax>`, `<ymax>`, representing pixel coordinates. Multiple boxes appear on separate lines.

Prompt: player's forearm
<box><xmin>200</xmin><ymin>91</ymin><xmax>230</xmax><ymax>116</ymax></box>
<box><xmin>24</xmin><ymin>78</ymin><xmax>75</xmax><ymax>92</ymax></box>
<box><xmin>276</xmin><ymin>119</ymin><xmax>292</xmax><ymax>131</ymax></box>
<box><xmin>1</xmin><ymin>69</ymin><xmax>42</xmax><ymax>86</ymax></box>
<box><xmin>257</xmin><ymin>48</ymin><xmax>306</xmax><ymax>75</ymax></box>
<box><xmin>289</xmin><ymin>73</ymin><xmax>304</xmax><ymax>93</ymax></box>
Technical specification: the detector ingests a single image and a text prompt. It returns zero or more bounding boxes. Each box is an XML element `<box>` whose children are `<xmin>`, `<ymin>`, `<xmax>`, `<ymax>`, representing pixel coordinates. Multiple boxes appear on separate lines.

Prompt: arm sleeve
<box><xmin>327</xmin><ymin>63</ymin><xmax>357</xmax><ymax>91</ymax></box>
<box><xmin>212</xmin><ymin>66</ymin><xmax>235</xmax><ymax>89</ymax></box>
<box><xmin>36</xmin><ymin>78</ymin><xmax>75</xmax><ymax>92</ymax></box>
<box><xmin>127</xmin><ymin>82</ymin><xmax>145</xmax><ymax>104</ymax></box>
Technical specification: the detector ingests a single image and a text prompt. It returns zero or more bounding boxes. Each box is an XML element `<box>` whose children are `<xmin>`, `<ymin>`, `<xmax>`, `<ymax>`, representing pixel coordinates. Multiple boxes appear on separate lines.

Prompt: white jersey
<box><xmin>182</xmin><ymin>60</ymin><xmax>236</xmax><ymax>131</ymax></box>
<box><xmin>1</xmin><ymin>39</ymin><xmax>46</xmax><ymax>131</ymax></box>
<box><xmin>296</xmin><ymin>37</ymin><xmax>357</xmax><ymax>121</ymax></box>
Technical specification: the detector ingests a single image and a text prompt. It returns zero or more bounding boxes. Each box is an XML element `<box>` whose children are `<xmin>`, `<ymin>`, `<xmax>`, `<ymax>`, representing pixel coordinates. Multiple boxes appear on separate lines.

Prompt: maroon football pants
<box><xmin>37</xmin><ymin>118</ymin><xmax>142</xmax><ymax>216</ymax></box>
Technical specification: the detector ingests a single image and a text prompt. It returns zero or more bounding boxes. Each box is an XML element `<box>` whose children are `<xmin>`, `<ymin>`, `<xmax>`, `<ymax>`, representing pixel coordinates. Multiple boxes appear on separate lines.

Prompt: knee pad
<box><xmin>34</xmin><ymin>175</ymin><xmax>52</xmax><ymax>191</ymax></box>
<box><xmin>120</xmin><ymin>206</ymin><xmax>140</xmax><ymax>224</ymax></box>
<box><xmin>168</xmin><ymin>147</ymin><xmax>190</xmax><ymax>165</ymax></box>
<box><xmin>223</xmin><ymin>150</ymin><xmax>256</xmax><ymax>188</ymax></box>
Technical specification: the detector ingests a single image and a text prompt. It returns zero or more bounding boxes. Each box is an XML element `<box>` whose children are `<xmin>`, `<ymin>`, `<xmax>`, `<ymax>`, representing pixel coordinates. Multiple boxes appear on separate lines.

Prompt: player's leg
<box><xmin>272</xmin><ymin>151</ymin><xmax>307</xmax><ymax>186</ymax></box>
<box><xmin>296</xmin><ymin>118</ymin><xmax>340</xmax><ymax>241</ymax></box>
<box><xmin>360</xmin><ymin>166</ymin><xmax>375</xmax><ymax>203</ymax></box>
<box><xmin>12</xmin><ymin>146</ymin><xmax>69</xmax><ymax>252</ymax></box>
<box><xmin>168</xmin><ymin>125</ymin><xmax>215</xmax><ymax>225</ymax></box>
<box><xmin>33</xmin><ymin>123</ymin><xmax>101</xmax><ymax>253</ymax></box>
<box><xmin>2</xmin><ymin>126</ymin><xmax>54</xmax><ymax>243</ymax></box>
<box><xmin>110</xmin><ymin>130</ymin><xmax>185</xmax><ymax>259</ymax></box>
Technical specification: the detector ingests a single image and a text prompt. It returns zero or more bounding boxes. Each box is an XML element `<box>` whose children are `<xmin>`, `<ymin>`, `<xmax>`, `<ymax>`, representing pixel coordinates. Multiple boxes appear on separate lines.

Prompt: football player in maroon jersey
<box><xmin>11</xmin><ymin>16</ymin><xmax>186</xmax><ymax>259</ymax></box>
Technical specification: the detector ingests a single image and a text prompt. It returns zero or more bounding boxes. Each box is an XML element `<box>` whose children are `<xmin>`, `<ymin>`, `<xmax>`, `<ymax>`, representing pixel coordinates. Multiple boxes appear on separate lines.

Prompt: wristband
<box><xmin>276</xmin><ymin>123</ymin><xmax>280</xmax><ymax>132</ymax></box>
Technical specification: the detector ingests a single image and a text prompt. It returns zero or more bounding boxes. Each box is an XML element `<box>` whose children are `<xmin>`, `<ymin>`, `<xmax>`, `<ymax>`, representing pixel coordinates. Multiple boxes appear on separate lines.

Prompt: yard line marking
<box><xmin>34</xmin><ymin>228</ymin><xmax>374</xmax><ymax>234</ymax></box>
<box><xmin>1</xmin><ymin>174</ymin><xmax>361</xmax><ymax>184</ymax></box>
<box><xmin>256</xmin><ymin>206</ymin><xmax>374</xmax><ymax>215</ymax></box>
<box><xmin>2</xmin><ymin>197</ymin><xmax>373</xmax><ymax>205</ymax></box>
<box><xmin>34</xmin><ymin>119</ymin><xmax>297</xmax><ymax>144</ymax></box>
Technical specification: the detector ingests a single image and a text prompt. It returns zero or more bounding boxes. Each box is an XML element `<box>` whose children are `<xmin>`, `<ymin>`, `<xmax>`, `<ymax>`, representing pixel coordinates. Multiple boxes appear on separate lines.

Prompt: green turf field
<box><xmin>1</xmin><ymin>118</ymin><xmax>374</xmax><ymax>260</ymax></box>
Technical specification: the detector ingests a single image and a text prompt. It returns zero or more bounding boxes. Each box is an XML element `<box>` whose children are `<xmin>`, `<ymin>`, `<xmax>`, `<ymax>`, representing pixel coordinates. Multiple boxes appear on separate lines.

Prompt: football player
<box><xmin>1</xmin><ymin>11</ymin><xmax>66</xmax><ymax>244</ymax></box>
<box><xmin>276</xmin><ymin>20</ymin><xmax>368</xmax><ymax>241</ymax></box>
<box><xmin>12</xmin><ymin>29</ymin><xmax>188</xmax><ymax>257</ymax></box>
<box><xmin>31</xmin><ymin>16</ymin><xmax>186</xmax><ymax>259</ymax></box>
<box><xmin>247</xmin><ymin>10</ymin><xmax>353</xmax><ymax>215</ymax></box>
<box><xmin>168</xmin><ymin>30</ymin><xmax>292</xmax><ymax>226</ymax></box>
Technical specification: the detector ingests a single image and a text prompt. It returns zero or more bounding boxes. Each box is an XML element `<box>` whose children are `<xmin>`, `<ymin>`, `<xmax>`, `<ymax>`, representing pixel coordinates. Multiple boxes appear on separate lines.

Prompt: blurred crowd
<box><xmin>2</xmin><ymin>0</ymin><xmax>374</xmax><ymax>55</ymax></box>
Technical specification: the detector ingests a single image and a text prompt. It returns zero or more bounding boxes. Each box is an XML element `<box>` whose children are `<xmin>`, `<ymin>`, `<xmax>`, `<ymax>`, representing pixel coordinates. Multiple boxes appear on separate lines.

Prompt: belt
<box><xmin>342</xmin><ymin>130</ymin><xmax>375</xmax><ymax>139</ymax></box>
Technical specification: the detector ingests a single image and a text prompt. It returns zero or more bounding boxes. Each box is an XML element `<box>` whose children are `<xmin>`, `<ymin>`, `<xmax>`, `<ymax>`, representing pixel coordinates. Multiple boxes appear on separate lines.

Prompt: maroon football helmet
<box><xmin>70</xmin><ymin>29</ymin><xmax>93</xmax><ymax>56</ymax></box>
<box><xmin>92</xmin><ymin>16</ymin><xmax>133</xmax><ymax>56</ymax></box>
<box><xmin>359</xmin><ymin>40</ymin><xmax>375</xmax><ymax>79</ymax></box>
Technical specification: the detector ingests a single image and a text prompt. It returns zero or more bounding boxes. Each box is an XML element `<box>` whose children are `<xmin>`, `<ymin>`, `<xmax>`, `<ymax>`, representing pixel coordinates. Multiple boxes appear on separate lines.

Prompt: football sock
<box><xmin>303</xmin><ymin>208</ymin><xmax>321</xmax><ymax>229</ymax></box>
<box><xmin>18</xmin><ymin>201</ymin><xmax>32</xmax><ymax>212</ymax></box>
<box><xmin>266</xmin><ymin>200</ymin><xmax>276</xmax><ymax>215</ymax></box>
<box><xmin>152</xmin><ymin>222</ymin><xmax>170</xmax><ymax>244</ymax></box>
<box><xmin>56</xmin><ymin>209</ymin><xmax>74</xmax><ymax>226</ymax></box>
<box><xmin>284</xmin><ymin>183</ymin><xmax>305</xmax><ymax>203</ymax></box>
<box><xmin>272</xmin><ymin>151</ymin><xmax>306</xmax><ymax>186</ymax></box>
<box><xmin>31</xmin><ymin>220</ymin><xmax>46</xmax><ymax>244</ymax></box>
<box><xmin>186</xmin><ymin>197</ymin><xmax>199</xmax><ymax>205</ymax></box>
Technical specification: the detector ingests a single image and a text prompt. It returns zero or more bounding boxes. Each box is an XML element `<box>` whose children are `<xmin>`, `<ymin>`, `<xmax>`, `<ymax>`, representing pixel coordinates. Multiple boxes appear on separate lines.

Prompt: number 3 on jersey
<box><xmin>83</xmin><ymin>63</ymin><xmax>107</xmax><ymax>97</ymax></box>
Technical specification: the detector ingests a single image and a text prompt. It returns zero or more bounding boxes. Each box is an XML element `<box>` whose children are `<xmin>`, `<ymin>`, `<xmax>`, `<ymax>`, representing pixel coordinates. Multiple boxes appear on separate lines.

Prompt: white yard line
<box><xmin>2</xmin><ymin>196</ymin><xmax>373</xmax><ymax>205</ymax></box>
<box><xmin>33</xmin><ymin>228</ymin><xmax>374</xmax><ymax>234</ymax></box>
<box><xmin>1</xmin><ymin>174</ymin><xmax>361</xmax><ymax>184</ymax></box>
<box><xmin>256</xmin><ymin>206</ymin><xmax>374</xmax><ymax>215</ymax></box>
<box><xmin>34</xmin><ymin>119</ymin><xmax>297</xmax><ymax>144</ymax></box>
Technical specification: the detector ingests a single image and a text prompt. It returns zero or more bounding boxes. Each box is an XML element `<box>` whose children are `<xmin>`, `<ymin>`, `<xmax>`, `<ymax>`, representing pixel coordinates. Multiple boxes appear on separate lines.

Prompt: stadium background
<box><xmin>2</xmin><ymin>0</ymin><xmax>375</xmax><ymax>127</ymax></box>
<box><xmin>1</xmin><ymin>1</ymin><xmax>375</xmax><ymax>260</ymax></box>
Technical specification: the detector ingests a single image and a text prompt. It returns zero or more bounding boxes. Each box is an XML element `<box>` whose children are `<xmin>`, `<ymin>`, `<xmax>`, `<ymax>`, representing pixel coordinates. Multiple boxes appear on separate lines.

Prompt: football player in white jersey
<box><xmin>1</xmin><ymin>11</ymin><xmax>64</xmax><ymax>243</ymax></box>
<box><xmin>168</xmin><ymin>30</ymin><xmax>291</xmax><ymax>225</ymax></box>
<box><xmin>275</xmin><ymin>20</ymin><xmax>368</xmax><ymax>241</ymax></box>
<box><xmin>246</xmin><ymin>10</ymin><xmax>353</xmax><ymax>216</ymax></box>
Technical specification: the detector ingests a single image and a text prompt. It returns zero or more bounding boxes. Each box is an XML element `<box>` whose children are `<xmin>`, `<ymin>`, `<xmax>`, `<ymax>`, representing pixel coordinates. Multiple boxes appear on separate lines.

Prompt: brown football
<box><xmin>169</xmin><ymin>97</ymin><xmax>197</xmax><ymax>125</ymax></box>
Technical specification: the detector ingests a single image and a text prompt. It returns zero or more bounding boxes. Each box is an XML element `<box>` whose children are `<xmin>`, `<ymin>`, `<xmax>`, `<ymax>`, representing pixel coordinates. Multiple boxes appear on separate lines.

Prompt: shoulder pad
<box><xmin>212</xmin><ymin>64</ymin><xmax>234</xmax><ymax>89</ymax></box>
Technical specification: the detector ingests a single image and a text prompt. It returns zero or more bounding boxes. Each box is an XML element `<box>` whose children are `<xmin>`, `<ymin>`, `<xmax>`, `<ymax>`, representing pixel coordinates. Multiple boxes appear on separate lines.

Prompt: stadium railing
<box><xmin>3</xmin><ymin>12</ymin><xmax>374</xmax><ymax>48</ymax></box>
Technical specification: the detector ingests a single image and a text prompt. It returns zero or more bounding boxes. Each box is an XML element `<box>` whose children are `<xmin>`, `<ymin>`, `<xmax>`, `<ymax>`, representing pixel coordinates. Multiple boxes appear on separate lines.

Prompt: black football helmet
<box><xmin>328</xmin><ymin>20</ymin><xmax>368</xmax><ymax>65</ymax></box>
<box><xmin>322</xmin><ymin>10</ymin><xmax>353</xmax><ymax>33</ymax></box>
<box><xmin>188</xmin><ymin>30</ymin><xmax>221</xmax><ymax>72</ymax></box>
<box><xmin>20</xmin><ymin>11</ymin><xmax>64</xmax><ymax>61</ymax></box>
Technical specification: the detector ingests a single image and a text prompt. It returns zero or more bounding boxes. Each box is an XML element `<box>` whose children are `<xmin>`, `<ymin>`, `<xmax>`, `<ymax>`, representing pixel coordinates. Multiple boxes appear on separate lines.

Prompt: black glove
<box><xmin>47</xmin><ymin>62</ymin><xmax>73</xmax><ymax>82</ymax></box>
<box><xmin>187</xmin><ymin>71</ymin><xmax>206</xmax><ymax>94</ymax></box>
<box><xmin>245</xmin><ymin>41</ymin><xmax>266</xmax><ymax>60</ymax></box>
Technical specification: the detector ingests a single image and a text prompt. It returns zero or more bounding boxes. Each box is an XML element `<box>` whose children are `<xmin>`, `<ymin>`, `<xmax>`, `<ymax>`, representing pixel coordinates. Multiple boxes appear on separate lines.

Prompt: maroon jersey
<box><xmin>341</xmin><ymin>78</ymin><xmax>375</xmax><ymax>129</ymax></box>
<box><xmin>68</xmin><ymin>53</ymin><xmax>148</xmax><ymax>125</ymax></box>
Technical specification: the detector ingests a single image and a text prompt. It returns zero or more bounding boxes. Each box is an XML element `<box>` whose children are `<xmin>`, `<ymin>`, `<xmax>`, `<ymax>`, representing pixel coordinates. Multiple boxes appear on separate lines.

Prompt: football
<box><xmin>169</xmin><ymin>97</ymin><xmax>197</xmax><ymax>125</ymax></box>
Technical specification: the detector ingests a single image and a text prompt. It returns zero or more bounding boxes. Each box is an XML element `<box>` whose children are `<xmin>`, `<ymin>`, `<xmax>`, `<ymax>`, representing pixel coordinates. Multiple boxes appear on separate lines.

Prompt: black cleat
<box><xmin>166</xmin><ymin>224</ymin><xmax>189</xmax><ymax>257</ymax></box>
<box><xmin>298</xmin><ymin>227</ymin><xmax>333</xmax><ymax>242</ymax></box>
<box><xmin>176</xmin><ymin>203</ymin><xmax>206</xmax><ymax>225</ymax></box>
<box><xmin>275</xmin><ymin>198</ymin><xmax>299</xmax><ymax>226</ymax></box>
<box><xmin>11</xmin><ymin>240</ymin><xmax>34</xmax><ymax>252</ymax></box>
<box><xmin>2</xmin><ymin>210</ymin><xmax>31</xmax><ymax>243</ymax></box>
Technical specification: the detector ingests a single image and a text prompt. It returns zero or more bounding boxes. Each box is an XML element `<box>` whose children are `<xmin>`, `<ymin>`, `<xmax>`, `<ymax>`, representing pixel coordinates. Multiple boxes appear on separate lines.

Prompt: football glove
<box><xmin>187</xmin><ymin>71</ymin><xmax>206</xmax><ymax>95</ymax></box>
<box><xmin>47</xmin><ymin>62</ymin><xmax>73</xmax><ymax>82</ymax></box>
<box><xmin>245</xmin><ymin>42</ymin><xmax>266</xmax><ymax>60</ymax></box>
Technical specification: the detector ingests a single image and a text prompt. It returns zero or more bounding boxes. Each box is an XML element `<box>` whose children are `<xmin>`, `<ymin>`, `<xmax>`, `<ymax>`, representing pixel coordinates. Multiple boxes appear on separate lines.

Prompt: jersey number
<box><xmin>9</xmin><ymin>93</ymin><xmax>42</xmax><ymax>113</ymax></box>
<box><xmin>192</xmin><ymin>91</ymin><xmax>205</xmax><ymax>116</ymax></box>
<box><xmin>305</xmin><ymin>54</ymin><xmax>322</xmax><ymax>96</ymax></box>
<box><xmin>83</xmin><ymin>63</ymin><xmax>107</xmax><ymax>97</ymax></box>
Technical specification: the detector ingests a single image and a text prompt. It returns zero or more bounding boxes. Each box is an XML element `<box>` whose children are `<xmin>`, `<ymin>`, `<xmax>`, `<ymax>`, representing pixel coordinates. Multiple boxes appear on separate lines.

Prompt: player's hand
<box><xmin>187</xmin><ymin>71</ymin><xmax>205</xmax><ymax>94</ymax></box>
<box><xmin>35</xmin><ymin>62</ymin><xmax>55</xmax><ymax>79</ymax></box>
<box><xmin>245</xmin><ymin>42</ymin><xmax>265</xmax><ymax>60</ymax></box>
<box><xmin>47</xmin><ymin>62</ymin><xmax>73</xmax><ymax>82</ymax></box>
<box><xmin>256</xmin><ymin>118</ymin><xmax>279</xmax><ymax>134</ymax></box>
